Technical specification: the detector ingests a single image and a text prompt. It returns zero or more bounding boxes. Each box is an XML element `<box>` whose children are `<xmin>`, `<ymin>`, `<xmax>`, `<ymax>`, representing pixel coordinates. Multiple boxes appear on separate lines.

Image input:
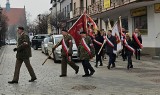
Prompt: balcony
<box><xmin>87</xmin><ymin>0</ymin><xmax>138</xmax><ymax>15</ymax></box>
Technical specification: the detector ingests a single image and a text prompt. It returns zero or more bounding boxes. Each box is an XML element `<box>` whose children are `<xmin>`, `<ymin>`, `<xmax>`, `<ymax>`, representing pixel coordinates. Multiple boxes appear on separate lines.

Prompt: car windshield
<box><xmin>55</xmin><ymin>36</ymin><xmax>63</xmax><ymax>44</ymax></box>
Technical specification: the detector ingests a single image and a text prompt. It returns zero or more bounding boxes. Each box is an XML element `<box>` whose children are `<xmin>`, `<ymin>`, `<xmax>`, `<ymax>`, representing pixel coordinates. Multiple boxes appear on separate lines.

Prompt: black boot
<box><xmin>95</xmin><ymin>63</ymin><xmax>98</xmax><ymax>68</ymax></box>
<box><xmin>130</xmin><ymin>65</ymin><xmax>133</xmax><ymax>68</ymax></box>
<box><xmin>107</xmin><ymin>65</ymin><xmax>110</xmax><ymax>69</ymax></box>
<box><xmin>111</xmin><ymin>63</ymin><xmax>115</xmax><ymax>68</ymax></box>
<box><xmin>127</xmin><ymin>65</ymin><xmax>130</xmax><ymax>70</ymax></box>
<box><xmin>99</xmin><ymin>63</ymin><xmax>103</xmax><ymax>66</ymax></box>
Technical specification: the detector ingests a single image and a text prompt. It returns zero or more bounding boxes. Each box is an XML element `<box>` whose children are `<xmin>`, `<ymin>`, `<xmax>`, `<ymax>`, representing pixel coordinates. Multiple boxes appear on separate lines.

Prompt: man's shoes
<box><xmin>90</xmin><ymin>70</ymin><xmax>95</xmax><ymax>76</ymax></box>
<box><xmin>8</xmin><ymin>81</ymin><xmax>18</xmax><ymax>84</ymax></box>
<box><xmin>95</xmin><ymin>65</ymin><xmax>98</xmax><ymax>68</ymax></box>
<box><xmin>29</xmin><ymin>78</ymin><xmax>37</xmax><ymax>82</ymax></box>
<box><xmin>107</xmin><ymin>66</ymin><xmax>110</xmax><ymax>69</ymax></box>
<box><xmin>59</xmin><ymin>75</ymin><xmax>67</xmax><ymax>77</ymax></box>
<box><xmin>111</xmin><ymin>64</ymin><xmax>116</xmax><ymax>68</ymax></box>
<box><xmin>82</xmin><ymin>74</ymin><xmax>90</xmax><ymax>77</ymax></box>
<box><xmin>130</xmin><ymin>65</ymin><xmax>133</xmax><ymax>68</ymax></box>
<box><xmin>75</xmin><ymin>66</ymin><xmax>79</xmax><ymax>74</ymax></box>
<box><xmin>99</xmin><ymin>64</ymin><xmax>103</xmax><ymax>66</ymax></box>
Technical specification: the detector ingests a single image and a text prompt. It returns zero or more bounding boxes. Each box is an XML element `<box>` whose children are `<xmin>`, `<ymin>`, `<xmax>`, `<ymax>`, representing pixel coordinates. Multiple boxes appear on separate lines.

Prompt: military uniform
<box><xmin>56</xmin><ymin>34</ymin><xmax>79</xmax><ymax>76</ymax></box>
<box><xmin>12</xmin><ymin>32</ymin><xmax>36</xmax><ymax>82</ymax></box>
<box><xmin>78</xmin><ymin>35</ymin><xmax>95</xmax><ymax>77</ymax></box>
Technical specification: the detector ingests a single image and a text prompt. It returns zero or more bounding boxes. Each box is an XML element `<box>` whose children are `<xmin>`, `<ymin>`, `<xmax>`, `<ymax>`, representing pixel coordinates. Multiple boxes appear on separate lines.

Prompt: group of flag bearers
<box><xmin>52</xmin><ymin>12</ymin><xmax>143</xmax><ymax>77</ymax></box>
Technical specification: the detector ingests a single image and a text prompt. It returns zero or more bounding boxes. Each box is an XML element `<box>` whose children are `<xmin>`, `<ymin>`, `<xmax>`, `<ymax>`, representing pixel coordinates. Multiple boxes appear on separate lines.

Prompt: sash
<box><xmin>93</xmin><ymin>39</ymin><xmax>102</xmax><ymax>46</ymax></box>
<box><xmin>133</xmin><ymin>33</ymin><xmax>143</xmax><ymax>49</ymax></box>
<box><xmin>62</xmin><ymin>39</ymin><xmax>71</xmax><ymax>61</ymax></box>
<box><xmin>81</xmin><ymin>38</ymin><xmax>92</xmax><ymax>57</ymax></box>
<box><xmin>104</xmin><ymin>36</ymin><xmax>114</xmax><ymax>48</ymax></box>
<box><xmin>124</xmin><ymin>39</ymin><xmax>135</xmax><ymax>54</ymax></box>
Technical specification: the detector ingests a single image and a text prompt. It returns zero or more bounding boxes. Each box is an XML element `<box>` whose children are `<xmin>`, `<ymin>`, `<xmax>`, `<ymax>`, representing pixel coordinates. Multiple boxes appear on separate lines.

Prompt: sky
<box><xmin>0</xmin><ymin>0</ymin><xmax>51</xmax><ymax>22</ymax></box>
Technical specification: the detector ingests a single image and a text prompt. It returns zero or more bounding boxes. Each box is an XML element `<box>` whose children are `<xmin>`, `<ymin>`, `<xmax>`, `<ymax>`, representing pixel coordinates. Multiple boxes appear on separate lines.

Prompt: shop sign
<box><xmin>104</xmin><ymin>0</ymin><xmax>111</xmax><ymax>9</ymax></box>
<box><xmin>131</xmin><ymin>7</ymin><xmax>147</xmax><ymax>17</ymax></box>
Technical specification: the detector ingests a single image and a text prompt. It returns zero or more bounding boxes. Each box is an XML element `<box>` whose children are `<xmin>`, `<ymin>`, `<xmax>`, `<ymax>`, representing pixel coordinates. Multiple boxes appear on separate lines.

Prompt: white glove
<box><xmin>113</xmin><ymin>50</ymin><xmax>117</xmax><ymax>55</ymax></box>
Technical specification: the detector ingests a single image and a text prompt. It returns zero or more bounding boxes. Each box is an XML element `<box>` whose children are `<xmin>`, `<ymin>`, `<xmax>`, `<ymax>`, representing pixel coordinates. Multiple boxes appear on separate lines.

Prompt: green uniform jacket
<box><xmin>78</xmin><ymin>36</ymin><xmax>95</xmax><ymax>60</ymax></box>
<box><xmin>57</xmin><ymin>34</ymin><xmax>73</xmax><ymax>56</ymax></box>
<box><xmin>16</xmin><ymin>33</ymin><xmax>32</xmax><ymax>59</ymax></box>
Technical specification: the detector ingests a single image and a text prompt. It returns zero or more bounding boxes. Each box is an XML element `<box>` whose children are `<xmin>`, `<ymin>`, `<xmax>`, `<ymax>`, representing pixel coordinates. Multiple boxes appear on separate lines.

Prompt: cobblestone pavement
<box><xmin>0</xmin><ymin>45</ymin><xmax>160</xmax><ymax>95</ymax></box>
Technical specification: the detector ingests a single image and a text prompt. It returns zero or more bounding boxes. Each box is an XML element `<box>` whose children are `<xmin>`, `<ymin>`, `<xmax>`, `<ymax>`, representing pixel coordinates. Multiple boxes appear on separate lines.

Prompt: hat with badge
<box><xmin>18</xmin><ymin>26</ymin><xmax>24</xmax><ymax>30</ymax></box>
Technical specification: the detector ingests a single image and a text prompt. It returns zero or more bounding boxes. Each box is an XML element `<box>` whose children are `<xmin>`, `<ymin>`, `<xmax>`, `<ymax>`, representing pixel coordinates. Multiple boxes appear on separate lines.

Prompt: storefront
<box><xmin>92</xmin><ymin>1</ymin><xmax>160</xmax><ymax>56</ymax></box>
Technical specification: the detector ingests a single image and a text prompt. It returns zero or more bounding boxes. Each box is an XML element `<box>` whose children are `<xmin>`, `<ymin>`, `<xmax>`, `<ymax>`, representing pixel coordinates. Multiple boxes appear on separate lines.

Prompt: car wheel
<box><xmin>33</xmin><ymin>45</ymin><xmax>38</xmax><ymax>50</ymax></box>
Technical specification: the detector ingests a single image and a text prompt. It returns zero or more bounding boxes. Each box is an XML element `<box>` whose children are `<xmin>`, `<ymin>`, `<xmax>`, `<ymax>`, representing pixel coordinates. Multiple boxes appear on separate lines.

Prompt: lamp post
<box><xmin>0</xmin><ymin>6</ymin><xmax>3</xmax><ymax>47</ymax></box>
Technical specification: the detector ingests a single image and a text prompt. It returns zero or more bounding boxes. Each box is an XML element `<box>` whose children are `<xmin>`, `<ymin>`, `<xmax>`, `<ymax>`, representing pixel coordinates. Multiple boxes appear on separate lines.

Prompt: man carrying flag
<box><xmin>132</xmin><ymin>28</ymin><xmax>143</xmax><ymax>60</ymax></box>
<box><xmin>53</xmin><ymin>29</ymin><xmax>79</xmax><ymax>77</ymax></box>
<box><xmin>105</xmin><ymin>30</ymin><xmax>117</xmax><ymax>69</ymax></box>
<box><xmin>124</xmin><ymin>33</ymin><xmax>135</xmax><ymax>69</ymax></box>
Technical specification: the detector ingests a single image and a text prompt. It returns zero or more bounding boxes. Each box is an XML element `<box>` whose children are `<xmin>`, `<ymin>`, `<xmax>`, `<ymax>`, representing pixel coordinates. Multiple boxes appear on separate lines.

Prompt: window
<box><xmin>121</xmin><ymin>18</ymin><xmax>128</xmax><ymax>31</ymax></box>
<box><xmin>80</xmin><ymin>0</ymin><xmax>84</xmax><ymax>8</ymax></box>
<box><xmin>134</xmin><ymin>15</ymin><xmax>147</xmax><ymax>35</ymax></box>
<box><xmin>91</xmin><ymin>0</ymin><xmax>95</xmax><ymax>4</ymax></box>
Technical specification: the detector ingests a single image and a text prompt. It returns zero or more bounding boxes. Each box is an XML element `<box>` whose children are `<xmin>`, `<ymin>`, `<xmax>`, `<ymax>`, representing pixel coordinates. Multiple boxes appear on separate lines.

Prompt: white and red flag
<box><xmin>112</xmin><ymin>20</ymin><xmax>122</xmax><ymax>52</ymax></box>
<box><xmin>68</xmin><ymin>13</ymin><xmax>87</xmax><ymax>46</ymax></box>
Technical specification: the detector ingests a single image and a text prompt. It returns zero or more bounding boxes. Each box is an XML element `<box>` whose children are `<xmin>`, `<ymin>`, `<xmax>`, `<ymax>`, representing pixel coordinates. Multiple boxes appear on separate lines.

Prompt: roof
<box><xmin>2</xmin><ymin>8</ymin><xmax>26</xmax><ymax>25</ymax></box>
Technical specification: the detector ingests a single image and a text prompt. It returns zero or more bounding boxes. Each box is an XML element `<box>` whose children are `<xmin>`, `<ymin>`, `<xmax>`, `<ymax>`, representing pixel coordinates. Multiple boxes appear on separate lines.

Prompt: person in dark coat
<box><xmin>132</xmin><ymin>28</ymin><xmax>142</xmax><ymax>60</ymax></box>
<box><xmin>124</xmin><ymin>33</ymin><xmax>134</xmax><ymax>69</ymax></box>
<box><xmin>93</xmin><ymin>30</ymin><xmax>104</xmax><ymax>67</ymax></box>
<box><xmin>105</xmin><ymin>30</ymin><xmax>117</xmax><ymax>69</ymax></box>
<box><xmin>121</xmin><ymin>28</ymin><xmax>127</xmax><ymax>61</ymax></box>
<box><xmin>8</xmin><ymin>26</ymin><xmax>37</xmax><ymax>84</ymax></box>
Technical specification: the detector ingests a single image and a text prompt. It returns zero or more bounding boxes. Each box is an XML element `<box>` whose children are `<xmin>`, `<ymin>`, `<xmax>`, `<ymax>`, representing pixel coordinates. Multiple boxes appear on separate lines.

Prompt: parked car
<box><xmin>8</xmin><ymin>39</ymin><xmax>17</xmax><ymax>45</ymax></box>
<box><xmin>47</xmin><ymin>35</ymin><xmax>79</xmax><ymax>63</ymax></box>
<box><xmin>41</xmin><ymin>37</ymin><xmax>49</xmax><ymax>55</ymax></box>
<box><xmin>31</xmin><ymin>34</ymin><xmax>49</xmax><ymax>50</ymax></box>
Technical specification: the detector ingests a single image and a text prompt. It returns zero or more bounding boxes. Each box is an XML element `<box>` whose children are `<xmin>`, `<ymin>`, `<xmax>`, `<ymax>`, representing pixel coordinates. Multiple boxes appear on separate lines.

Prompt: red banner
<box><xmin>68</xmin><ymin>13</ymin><xmax>87</xmax><ymax>46</ymax></box>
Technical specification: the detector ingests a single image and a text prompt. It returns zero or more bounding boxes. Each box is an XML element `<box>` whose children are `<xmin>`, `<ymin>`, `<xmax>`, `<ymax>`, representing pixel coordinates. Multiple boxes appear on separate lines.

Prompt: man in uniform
<box><xmin>8</xmin><ymin>26</ymin><xmax>37</xmax><ymax>84</ymax></box>
<box><xmin>53</xmin><ymin>29</ymin><xmax>79</xmax><ymax>77</ymax></box>
<box><xmin>78</xmin><ymin>31</ymin><xmax>95</xmax><ymax>77</ymax></box>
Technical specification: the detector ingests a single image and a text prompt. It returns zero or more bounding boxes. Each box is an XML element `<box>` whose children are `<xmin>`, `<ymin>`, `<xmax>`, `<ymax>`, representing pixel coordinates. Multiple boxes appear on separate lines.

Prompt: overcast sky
<box><xmin>0</xmin><ymin>0</ymin><xmax>51</xmax><ymax>22</ymax></box>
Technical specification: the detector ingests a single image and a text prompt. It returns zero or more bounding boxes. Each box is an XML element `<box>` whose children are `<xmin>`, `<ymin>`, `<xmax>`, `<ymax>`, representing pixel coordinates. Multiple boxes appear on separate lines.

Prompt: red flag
<box><xmin>68</xmin><ymin>13</ymin><xmax>87</xmax><ymax>46</ymax></box>
<box><xmin>86</xmin><ymin>15</ymin><xmax>98</xmax><ymax>37</ymax></box>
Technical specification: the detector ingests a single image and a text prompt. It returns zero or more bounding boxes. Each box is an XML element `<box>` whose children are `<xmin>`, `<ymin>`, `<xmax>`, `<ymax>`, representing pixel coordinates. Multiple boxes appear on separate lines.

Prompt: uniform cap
<box><xmin>18</xmin><ymin>26</ymin><xmax>24</xmax><ymax>30</ymax></box>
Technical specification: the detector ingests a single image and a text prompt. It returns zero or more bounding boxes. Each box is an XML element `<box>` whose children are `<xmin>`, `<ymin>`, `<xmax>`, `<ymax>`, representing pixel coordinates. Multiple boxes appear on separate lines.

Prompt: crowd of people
<box><xmin>8</xmin><ymin>26</ymin><xmax>142</xmax><ymax>84</ymax></box>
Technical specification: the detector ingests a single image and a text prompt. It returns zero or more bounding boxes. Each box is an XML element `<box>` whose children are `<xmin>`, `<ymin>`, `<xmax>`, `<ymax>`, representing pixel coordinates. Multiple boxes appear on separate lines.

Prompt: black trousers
<box><xmin>82</xmin><ymin>60</ymin><xmax>95</xmax><ymax>75</ymax></box>
<box><xmin>135</xmin><ymin>48</ymin><xmax>141</xmax><ymax>60</ymax></box>
<box><xmin>96</xmin><ymin>53</ymin><xmax>102</xmax><ymax>65</ymax></box>
<box><xmin>108</xmin><ymin>53</ymin><xmax>116</xmax><ymax>66</ymax></box>
<box><xmin>122</xmin><ymin>48</ymin><xmax>126</xmax><ymax>60</ymax></box>
<box><xmin>127</xmin><ymin>53</ymin><xmax>132</xmax><ymax>67</ymax></box>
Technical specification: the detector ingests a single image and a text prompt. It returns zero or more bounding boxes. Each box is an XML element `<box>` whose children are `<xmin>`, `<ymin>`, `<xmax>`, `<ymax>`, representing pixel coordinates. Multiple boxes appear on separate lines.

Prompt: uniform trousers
<box><xmin>82</xmin><ymin>60</ymin><xmax>95</xmax><ymax>75</ymax></box>
<box><xmin>13</xmin><ymin>58</ymin><xmax>36</xmax><ymax>81</ymax></box>
<box><xmin>61</xmin><ymin>56</ymin><xmax>79</xmax><ymax>75</ymax></box>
